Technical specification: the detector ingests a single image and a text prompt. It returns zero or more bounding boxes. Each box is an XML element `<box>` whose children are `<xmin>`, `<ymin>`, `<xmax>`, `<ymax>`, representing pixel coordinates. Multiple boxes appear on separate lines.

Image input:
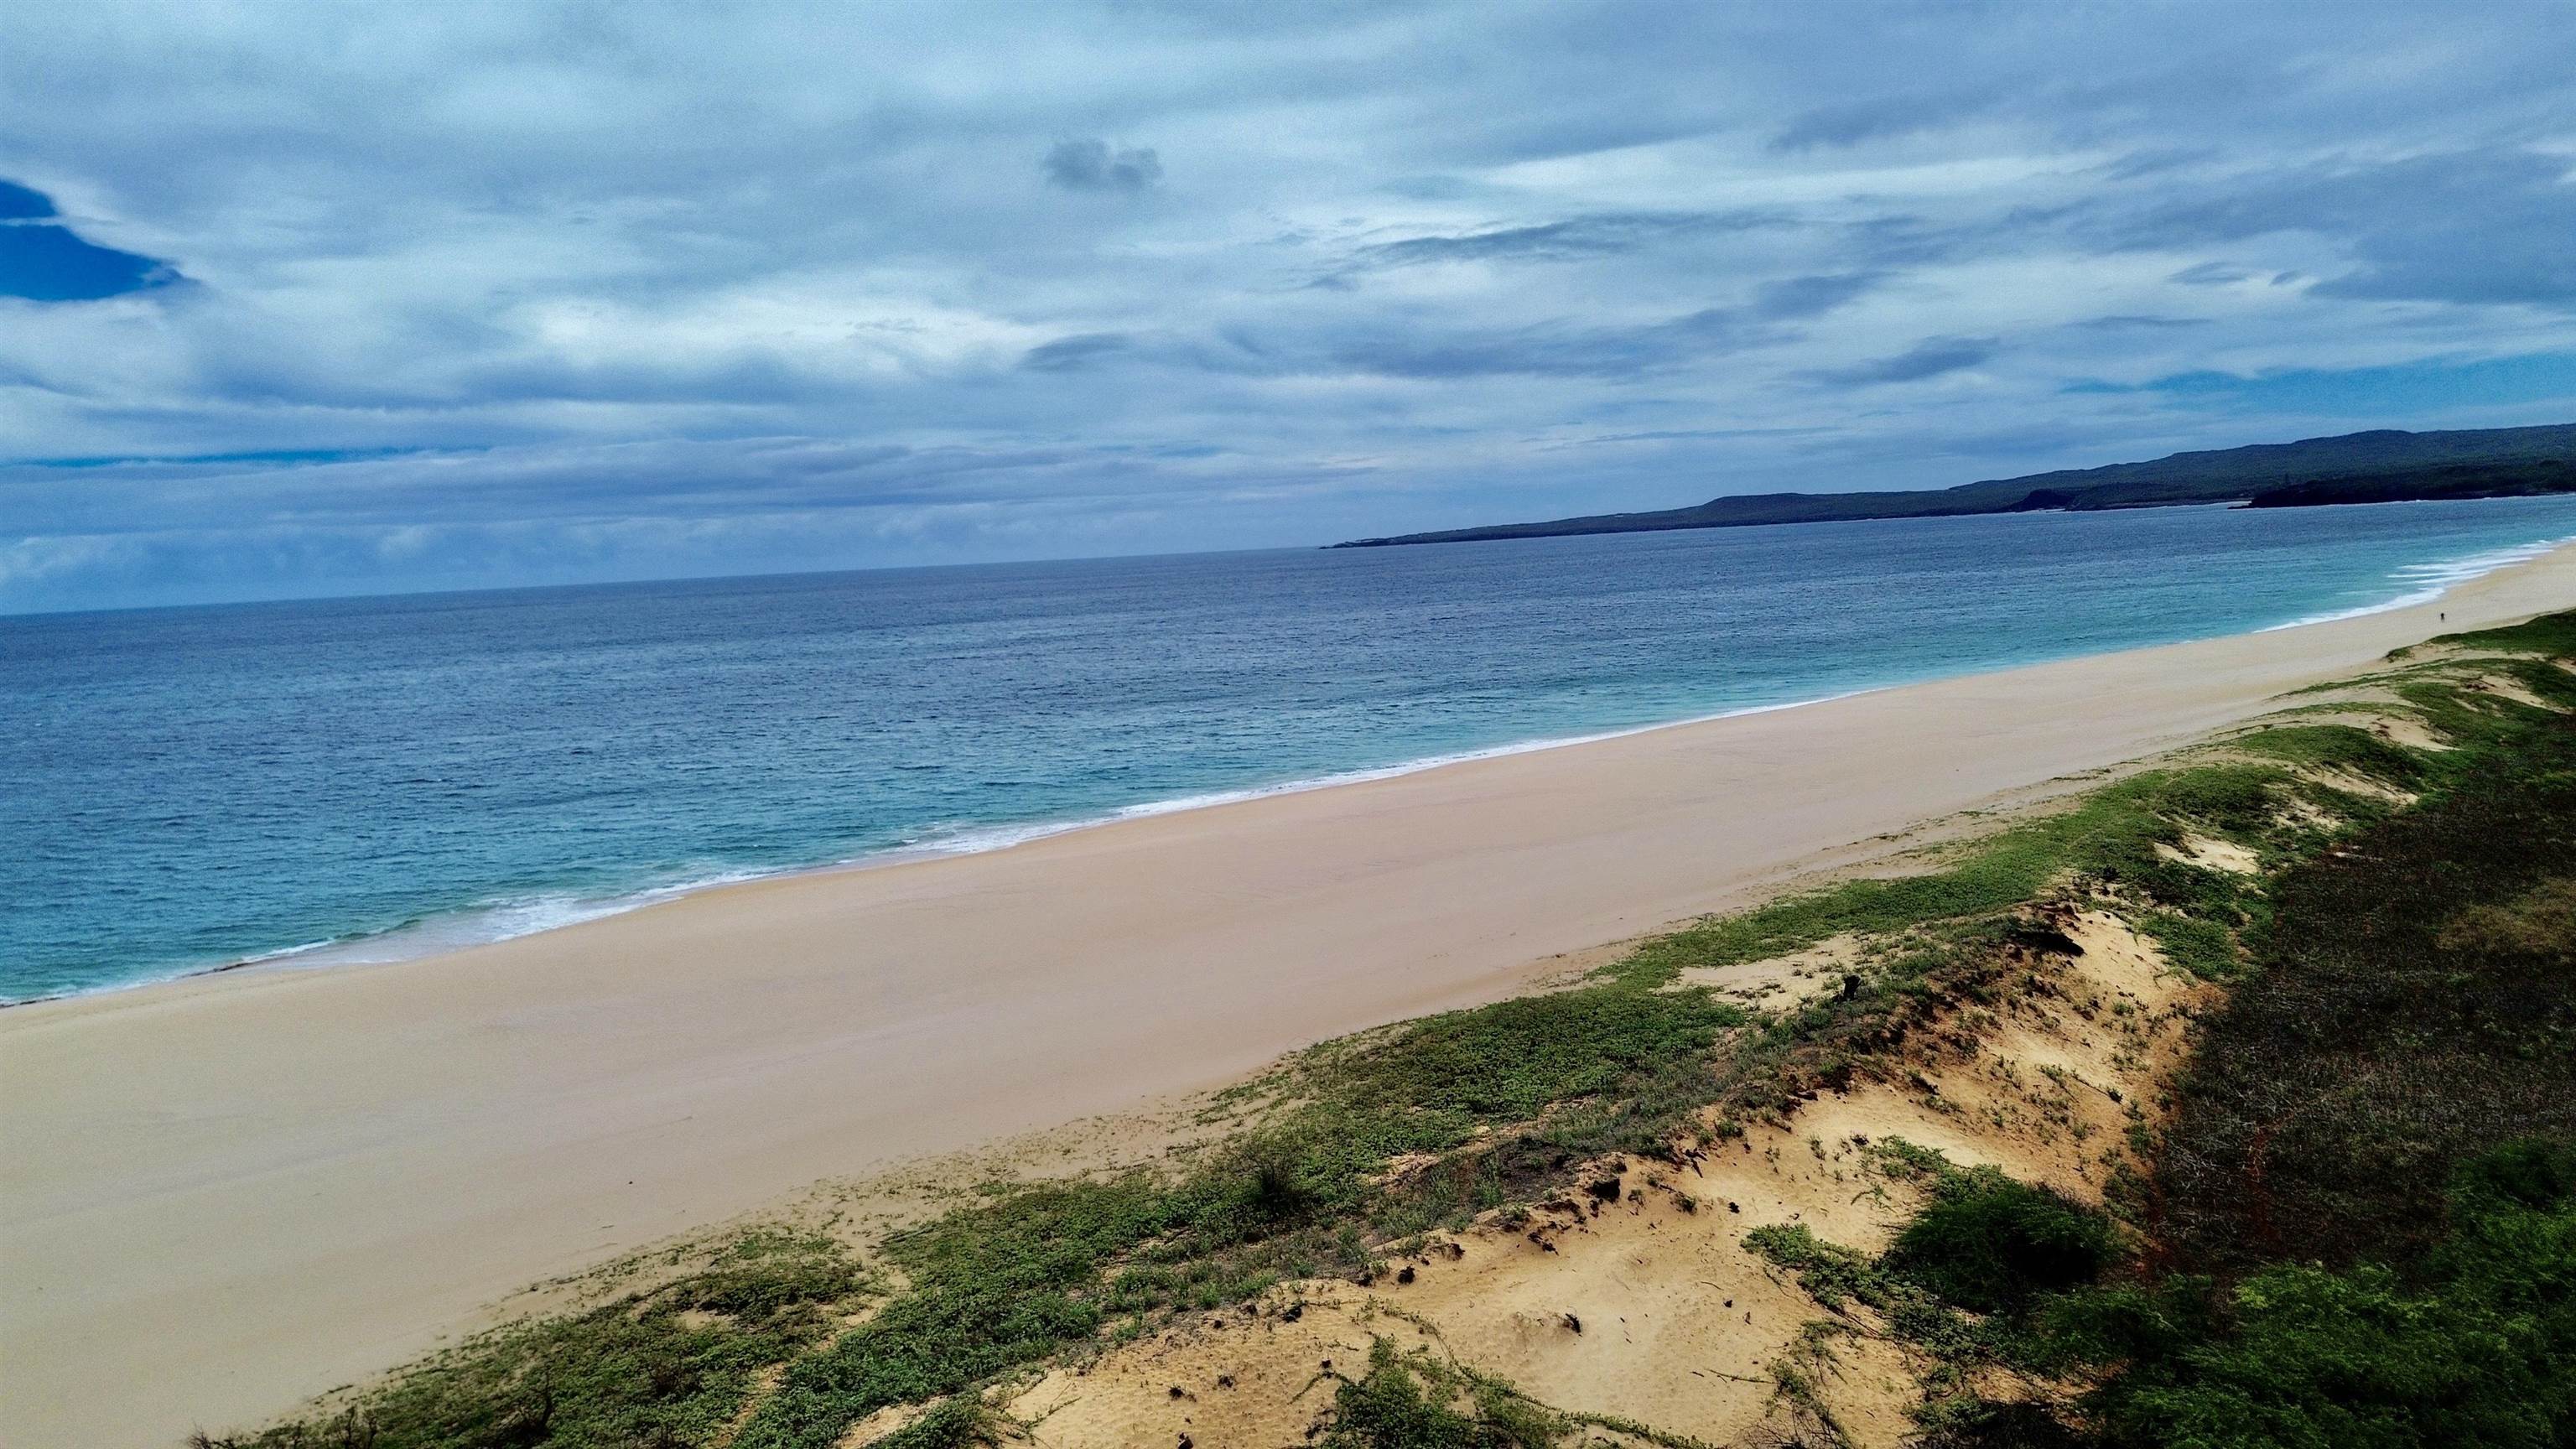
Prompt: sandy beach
<box><xmin>4</xmin><ymin>546</ymin><xmax>2572</xmax><ymax>1448</ymax></box>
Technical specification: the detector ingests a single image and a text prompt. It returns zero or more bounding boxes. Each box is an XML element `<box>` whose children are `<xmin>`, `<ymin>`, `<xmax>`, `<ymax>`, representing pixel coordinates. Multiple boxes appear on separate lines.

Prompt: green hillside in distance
<box><xmin>1331</xmin><ymin>422</ymin><xmax>2576</xmax><ymax>548</ymax></box>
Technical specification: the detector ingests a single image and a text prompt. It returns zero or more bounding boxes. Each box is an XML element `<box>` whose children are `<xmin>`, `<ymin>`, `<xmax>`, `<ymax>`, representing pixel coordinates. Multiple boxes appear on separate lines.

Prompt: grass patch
<box><xmin>738</xmin><ymin>979</ymin><xmax>1758</xmax><ymax>1446</ymax></box>
<box><xmin>1616</xmin><ymin>758</ymin><xmax>2306</xmax><ymax>995</ymax></box>
<box><xmin>195</xmin><ymin>1229</ymin><xmax>868</xmax><ymax>1449</ymax></box>
<box><xmin>2134</xmin><ymin>909</ymin><xmax>2240</xmax><ymax>980</ymax></box>
<box><xmin>2227</xmin><ymin>721</ymin><xmax>2431</xmax><ymax>789</ymax></box>
<box><xmin>2145</xmin><ymin>685</ymin><xmax>2576</xmax><ymax>1273</ymax></box>
<box><xmin>1884</xmin><ymin>1167</ymin><xmax>2115</xmax><ymax>1316</ymax></box>
<box><xmin>2432</xmin><ymin>609</ymin><xmax>2576</xmax><ymax>658</ymax></box>
<box><xmin>1743</xmin><ymin>1147</ymin><xmax>2118</xmax><ymax>1431</ymax></box>
<box><xmin>1316</xmin><ymin>1339</ymin><xmax>1567</xmax><ymax>1448</ymax></box>
<box><xmin>1927</xmin><ymin>616</ymin><xmax>2576</xmax><ymax>1446</ymax></box>
<box><xmin>2060</xmin><ymin>1142</ymin><xmax>2576</xmax><ymax>1449</ymax></box>
<box><xmin>1742</xmin><ymin>1223</ymin><xmax>1895</xmax><ymax>1315</ymax></box>
<box><xmin>1311</xmin><ymin>1338</ymin><xmax>1720</xmax><ymax>1449</ymax></box>
<box><xmin>860</xmin><ymin>1397</ymin><xmax>1014</xmax><ymax>1449</ymax></box>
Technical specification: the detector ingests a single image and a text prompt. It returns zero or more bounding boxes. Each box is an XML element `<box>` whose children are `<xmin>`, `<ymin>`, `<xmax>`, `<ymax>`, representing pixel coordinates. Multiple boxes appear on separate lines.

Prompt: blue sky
<box><xmin>4</xmin><ymin>3</ymin><xmax>2574</xmax><ymax>612</ymax></box>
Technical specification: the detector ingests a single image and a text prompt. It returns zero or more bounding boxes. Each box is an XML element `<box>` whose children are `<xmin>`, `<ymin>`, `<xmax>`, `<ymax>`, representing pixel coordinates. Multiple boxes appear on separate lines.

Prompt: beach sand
<box><xmin>4</xmin><ymin>546</ymin><xmax>2572</xmax><ymax>1447</ymax></box>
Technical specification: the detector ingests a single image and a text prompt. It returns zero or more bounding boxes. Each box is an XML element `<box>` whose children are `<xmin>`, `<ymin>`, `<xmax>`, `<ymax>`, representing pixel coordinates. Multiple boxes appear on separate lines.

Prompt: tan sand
<box><xmin>3</xmin><ymin>546</ymin><xmax>2571</xmax><ymax>1447</ymax></box>
<box><xmin>1006</xmin><ymin>905</ymin><xmax>2210</xmax><ymax>1449</ymax></box>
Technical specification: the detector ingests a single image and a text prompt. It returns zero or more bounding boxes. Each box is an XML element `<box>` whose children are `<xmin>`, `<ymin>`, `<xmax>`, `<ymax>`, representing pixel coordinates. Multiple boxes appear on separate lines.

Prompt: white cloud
<box><xmin>3</xmin><ymin>1</ymin><xmax>2575</xmax><ymax>609</ymax></box>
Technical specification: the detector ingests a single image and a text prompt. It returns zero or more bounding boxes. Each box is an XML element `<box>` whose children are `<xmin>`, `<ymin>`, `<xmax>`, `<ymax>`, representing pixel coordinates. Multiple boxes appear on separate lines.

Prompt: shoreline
<box><xmin>5</xmin><ymin>543</ymin><xmax>2574</xmax><ymax>1448</ymax></box>
<box><xmin>39</xmin><ymin>684</ymin><xmax>1891</xmax><ymax>1009</ymax></box>
<box><xmin>20</xmin><ymin>524</ymin><xmax>2569</xmax><ymax>1011</ymax></box>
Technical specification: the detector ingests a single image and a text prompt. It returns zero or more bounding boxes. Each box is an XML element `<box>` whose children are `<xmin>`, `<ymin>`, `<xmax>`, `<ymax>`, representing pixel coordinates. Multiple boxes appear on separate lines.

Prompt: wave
<box><xmin>2258</xmin><ymin>532</ymin><xmax>2574</xmax><ymax>632</ymax></box>
<box><xmin>887</xmin><ymin>688</ymin><xmax>1888</xmax><ymax>856</ymax></box>
<box><xmin>31</xmin><ymin>526</ymin><xmax>2569</xmax><ymax>1005</ymax></box>
<box><xmin>95</xmin><ymin>687</ymin><xmax>1886</xmax><ymax>999</ymax></box>
<box><xmin>164</xmin><ymin>871</ymin><xmax>777</xmax><ymax>984</ymax></box>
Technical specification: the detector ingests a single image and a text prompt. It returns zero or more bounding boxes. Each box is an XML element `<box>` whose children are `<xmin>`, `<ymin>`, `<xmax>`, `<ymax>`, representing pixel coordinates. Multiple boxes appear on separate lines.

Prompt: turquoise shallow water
<box><xmin>4</xmin><ymin>495</ymin><xmax>2573</xmax><ymax>1003</ymax></box>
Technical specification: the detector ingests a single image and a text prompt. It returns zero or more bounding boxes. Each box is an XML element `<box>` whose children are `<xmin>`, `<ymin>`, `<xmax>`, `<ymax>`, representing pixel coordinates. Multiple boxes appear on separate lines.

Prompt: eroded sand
<box><xmin>3</xmin><ymin>547</ymin><xmax>2570</xmax><ymax>1446</ymax></box>
<box><xmin>1005</xmin><ymin>906</ymin><xmax>2212</xmax><ymax>1448</ymax></box>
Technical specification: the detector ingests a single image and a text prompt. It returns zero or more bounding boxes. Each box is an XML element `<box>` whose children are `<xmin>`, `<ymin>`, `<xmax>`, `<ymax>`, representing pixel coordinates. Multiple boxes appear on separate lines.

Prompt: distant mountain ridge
<box><xmin>1331</xmin><ymin>423</ymin><xmax>2576</xmax><ymax>548</ymax></box>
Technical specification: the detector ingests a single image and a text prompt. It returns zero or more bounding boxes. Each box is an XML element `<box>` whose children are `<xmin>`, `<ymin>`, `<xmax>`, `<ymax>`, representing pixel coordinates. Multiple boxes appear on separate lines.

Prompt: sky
<box><xmin>3</xmin><ymin>3</ymin><xmax>2575</xmax><ymax>612</ymax></box>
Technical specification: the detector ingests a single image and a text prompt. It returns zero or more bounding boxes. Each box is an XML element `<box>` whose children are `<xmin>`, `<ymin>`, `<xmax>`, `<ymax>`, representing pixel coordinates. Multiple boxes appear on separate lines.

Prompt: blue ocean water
<box><xmin>5</xmin><ymin>496</ymin><xmax>2574</xmax><ymax>1003</ymax></box>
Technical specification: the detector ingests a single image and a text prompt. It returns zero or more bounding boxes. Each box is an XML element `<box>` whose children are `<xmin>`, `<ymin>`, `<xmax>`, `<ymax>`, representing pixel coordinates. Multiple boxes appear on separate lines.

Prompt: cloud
<box><xmin>5</xmin><ymin>3</ymin><xmax>2576</xmax><ymax>610</ymax></box>
<box><xmin>2065</xmin><ymin>351</ymin><xmax>2576</xmax><ymax>417</ymax></box>
<box><xmin>1042</xmin><ymin>138</ymin><xmax>1162</xmax><ymax>193</ymax></box>
<box><xmin>2074</xmin><ymin>314</ymin><xmax>2212</xmax><ymax>330</ymax></box>
<box><xmin>2115</xmin><ymin>150</ymin><xmax>2576</xmax><ymax>307</ymax></box>
<box><xmin>1749</xmin><ymin>273</ymin><xmax>1882</xmax><ymax>320</ymax></box>
<box><xmin>2169</xmin><ymin>261</ymin><xmax>2254</xmax><ymax>286</ymax></box>
<box><xmin>1316</xmin><ymin>274</ymin><xmax>1879</xmax><ymax>380</ymax></box>
<box><xmin>1805</xmin><ymin>336</ymin><xmax>1999</xmax><ymax>387</ymax></box>
<box><xmin>1352</xmin><ymin>210</ymin><xmax>1783</xmax><ymax>267</ymax></box>
<box><xmin>1021</xmin><ymin>332</ymin><xmax>1133</xmax><ymax>371</ymax></box>
<box><xmin>1769</xmin><ymin>88</ymin><xmax>1998</xmax><ymax>151</ymax></box>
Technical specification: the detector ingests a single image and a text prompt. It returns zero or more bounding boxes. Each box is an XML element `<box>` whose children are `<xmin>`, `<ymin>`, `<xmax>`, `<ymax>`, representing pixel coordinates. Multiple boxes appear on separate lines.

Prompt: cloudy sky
<box><xmin>4</xmin><ymin>2</ymin><xmax>2574</xmax><ymax>611</ymax></box>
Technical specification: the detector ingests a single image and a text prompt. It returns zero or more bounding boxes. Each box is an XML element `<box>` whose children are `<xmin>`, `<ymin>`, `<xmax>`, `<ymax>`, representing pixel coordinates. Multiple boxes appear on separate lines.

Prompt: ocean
<box><xmin>6</xmin><ymin>495</ymin><xmax>2574</xmax><ymax>1003</ymax></box>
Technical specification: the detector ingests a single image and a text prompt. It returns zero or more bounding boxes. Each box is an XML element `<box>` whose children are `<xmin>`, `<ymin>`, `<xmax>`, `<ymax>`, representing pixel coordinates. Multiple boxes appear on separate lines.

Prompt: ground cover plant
<box><xmin>2058</xmin><ymin>1142</ymin><xmax>2576</xmax><ymax>1449</ymax></box>
<box><xmin>1742</xmin><ymin>1145</ymin><xmax>2124</xmax><ymax>1439</ymax></box>
<box><xmin>2149</xmin><ymin>657</ymin><xmax>2576</xmax><ymax>1273</ymax></box>
<box><xmin>1312</xmin><ymin>1340</ymin><xmax>1570</xmax><ymax>1449</ymax></box>
<box><xmin>213</xmin><ymin>613</ymin><xmax>2576</xmax><ymax>1448</ymax></box>
<box><xmin>2029</xmin><ymin>616</ymin><xmax>2576</xmax><ymax>1446</ymax></box>
<box><xmin>191</xmin><ymin>1230</ymin><xmax>870</xmax><ymax>1449</ymax></box>
<box><xmin>1745</xmin><ymin>615</ymin><xmax>2576</xmax><ymax>1447</ymax></box>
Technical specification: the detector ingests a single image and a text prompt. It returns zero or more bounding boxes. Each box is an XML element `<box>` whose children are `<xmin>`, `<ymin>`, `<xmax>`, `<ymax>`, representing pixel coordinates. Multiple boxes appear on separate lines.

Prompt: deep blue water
<box><xmin>6</xmin><ymin>496</ymin><xmax>2574</xmax><ymax>1003</ymax></box>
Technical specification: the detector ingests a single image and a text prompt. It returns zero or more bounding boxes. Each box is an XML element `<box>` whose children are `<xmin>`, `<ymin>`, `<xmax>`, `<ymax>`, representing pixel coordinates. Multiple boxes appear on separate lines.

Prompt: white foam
<box><xmin>817</xmin><ymin>688</ymin><xmax>1888</xmax><ymax>868</ymax></box>
<box><xmin>207</xmin><ymin>870</ymin><xmax>776</xmax><ymax>979</ymax></box>
<box><xmin>1097</xmin><ymin>690</ymin><xmax>1881</xmax><ymax>822</ymax></box>
<box><xmin>61</xmin><ymin>528</ymin><xmax>2573</xmax><ymax>1000</ymax></box>
<box><xmin>2257</xmin><ymin>533</ymin><xmax>2574</xmax><ymax>631</ymax></box>
<box><xmin>149</xmin><ymin>687</ymin><xmax>1885</xmax><ymax>992</ymax></box>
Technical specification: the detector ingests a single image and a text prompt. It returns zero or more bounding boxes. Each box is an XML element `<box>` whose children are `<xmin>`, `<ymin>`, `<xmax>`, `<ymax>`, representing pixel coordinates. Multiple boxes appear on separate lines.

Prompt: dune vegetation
<box><xmin>203</xmin><ymin>611</ymin><xmax>2576</xmax><ymax>1449</ymax></box>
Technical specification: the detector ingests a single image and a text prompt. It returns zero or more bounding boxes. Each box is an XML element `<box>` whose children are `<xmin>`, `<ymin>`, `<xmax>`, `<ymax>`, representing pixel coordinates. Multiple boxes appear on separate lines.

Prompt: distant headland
<box><xmin>1331</xmin><ymin>422</ymin><xmax>2576</xmax><ymax>548</ymax></box>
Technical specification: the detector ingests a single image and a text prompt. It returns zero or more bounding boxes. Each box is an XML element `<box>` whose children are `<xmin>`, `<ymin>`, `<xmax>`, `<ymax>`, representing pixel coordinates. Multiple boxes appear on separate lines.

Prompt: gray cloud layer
<box><xmin>1043</xmin><ymin>138</ymin><xmax>1163</xmax><ymax>194</ymax></box>
<box><xmin>3</xmin><ymin>2</ymin><xmax>2574</xmax><ymax>609</ymax></box>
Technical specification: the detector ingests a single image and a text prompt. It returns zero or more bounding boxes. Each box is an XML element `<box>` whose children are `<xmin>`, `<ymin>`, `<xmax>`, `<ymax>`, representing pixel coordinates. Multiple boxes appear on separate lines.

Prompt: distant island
<box><xmin>1332</xmin><ymin>422</ymin><xmax>2576</xmax><ymax>548</ymax></box>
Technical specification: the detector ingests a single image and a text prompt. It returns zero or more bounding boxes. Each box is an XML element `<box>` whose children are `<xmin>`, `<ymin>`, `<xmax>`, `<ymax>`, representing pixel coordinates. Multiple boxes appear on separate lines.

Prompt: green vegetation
<box><xmin>2148</xmin><ymin>662</ymin><xmax>2576</xmax><ymax>1274</ymax></box>
<box><xmin>2062</xmin><ymin>1143</ymin><xmax>2576</xmax><ymax>1449</ymax></box>
<box><xmin>737</xmin><ymin>955</ymin><xmax>1762</xmax><ymax>1445</ymax></box>
<box><xmin>857</xmin><ymin>1398</ymin><xmax>1012</xmax><ymax>1449</ymax></box>
<box><xmin>192</xmin><ymin>1230</ymin><xmax>870</xmax><ymax>1449</ymax></box>
<box><xmin>1758</xmin><ymin>616</ymin><xmax>2576</xmax><ymax>1448</ymax></box>
<box><xmin>1312</xmin><ymin>1336</ymin><xmax>1726</xmax><ymax>1449</ymax></box>
<box><xmin>1885</xmin><ymin>1167</ymin><xmax>2116</xmax><ymax>1316</ymax></box>
<box><xmin>217</xmin><ymin>613</ymin><xmax>2576</xmax><ymax>1448</ymax></box>
<box><xmin>1620</xmin><ymin>751</ymin><xmax>2307</xmax><ymax>991</ymax></box>
<box><xmin>2436</xmin><ymin>605</ymin><xmax>2576</xmax><ymax>659</ymax></box>
<box><xmin>1744</xmin><ymin>1148</ymin><xmax>2123</xmax><ymax>1430</ymax></box>
<box><xmin>1336</xmin><ymin>423</ymin><xmax>2576</xmax><ymax>548</ymax></box>
<box><xmin>2245</xmin><ymin>458</ymin><xmax>2576</xmax><ymax>509</ymax></box>
<box><xmin>1315</xmin><ymin>1340</ymin><xmax>1567</xmax><ymax>1449</ymax></box>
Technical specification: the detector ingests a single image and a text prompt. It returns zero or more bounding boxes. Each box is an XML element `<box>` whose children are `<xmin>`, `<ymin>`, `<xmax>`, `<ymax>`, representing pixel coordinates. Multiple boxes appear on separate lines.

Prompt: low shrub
<box><xmin>1885</xmin><ymin>1166</ymin><xmax>2115</xmax><ymax>1315</ymax></box>
<box><xmin>1317</xmin><ymin>1340</ymin><xmax>1566</xmax><ymax>1449</ymax></box>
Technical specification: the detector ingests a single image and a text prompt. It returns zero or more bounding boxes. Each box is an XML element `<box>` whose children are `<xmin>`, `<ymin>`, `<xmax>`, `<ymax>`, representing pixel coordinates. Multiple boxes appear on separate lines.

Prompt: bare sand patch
<box><xmin>1670</xmin><ymin>933</ymin><xmax>1865</xmax><ymax>1010</ymax></box>
<box><xmin>2155</xmin><ymin>834</ymin><xmax>2260</xmax><ymax>875</ymax></box>
<box><xmin>986</xmin><ymin>909</ymin><xmax>2212</xmax><ymax>1447</ymax></box>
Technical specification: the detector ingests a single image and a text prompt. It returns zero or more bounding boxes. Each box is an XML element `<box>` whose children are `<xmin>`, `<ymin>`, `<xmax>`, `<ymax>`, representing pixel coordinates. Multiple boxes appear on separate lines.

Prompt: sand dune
<box><xmin>3</xmin><ymin>548</ymin><xmax>2571</xmax><ymax>1447</ymax></box>
<box><xmin>1005</xmin><ymin>906</ymin><xmax>2205</xmax><ymax>1448</ymax></box>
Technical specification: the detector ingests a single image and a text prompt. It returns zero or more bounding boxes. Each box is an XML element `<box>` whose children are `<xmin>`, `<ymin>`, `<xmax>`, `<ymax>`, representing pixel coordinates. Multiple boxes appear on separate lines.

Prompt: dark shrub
<box><xmin>1917</xmin><ymin>1399</ymin><xmax>2081</xmax><ymax>1449</ymax></box>
<box><xmin>1885</xmin><ymin>1166</ymin><xmax>2113</xmax><ymax>1314</ymax></box>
